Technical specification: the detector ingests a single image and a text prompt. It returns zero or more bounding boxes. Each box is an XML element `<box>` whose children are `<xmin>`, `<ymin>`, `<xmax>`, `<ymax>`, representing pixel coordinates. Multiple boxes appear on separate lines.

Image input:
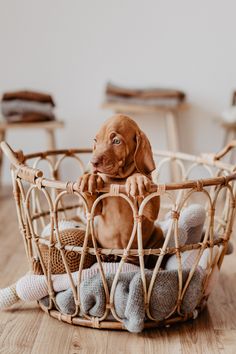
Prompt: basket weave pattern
<box><xmin>2</xmin><ymin>141</ymin><xmax>236</xmax><ymax>330</ymax></box>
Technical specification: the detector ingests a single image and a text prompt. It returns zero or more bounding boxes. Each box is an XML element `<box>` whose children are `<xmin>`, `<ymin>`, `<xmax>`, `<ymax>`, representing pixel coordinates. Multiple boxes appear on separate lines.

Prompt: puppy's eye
<box><xmin>93</xmin><ymin>138</ymin><xmax>97</xmax><ymax>143</ymax></box>
<box><xmin>112</xmin><ymin>138</ymin><xmax>121</xmax><ymax>145</ymax></box>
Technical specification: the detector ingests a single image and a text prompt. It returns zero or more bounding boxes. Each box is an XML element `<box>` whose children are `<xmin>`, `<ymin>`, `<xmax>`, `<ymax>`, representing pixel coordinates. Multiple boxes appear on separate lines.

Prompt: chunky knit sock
<box><xmin>0</xmin><ymin>262</ymin><xmax>140</xmax><ymax>308</ymax></box>
<box><xmin>0</xmin><ymin>284</ymin><xmax>19</xmax><ymax>309</ymax></box>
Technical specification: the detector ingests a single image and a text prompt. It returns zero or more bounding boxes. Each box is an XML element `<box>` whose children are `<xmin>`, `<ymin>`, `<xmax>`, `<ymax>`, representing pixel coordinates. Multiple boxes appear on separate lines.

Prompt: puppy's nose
<box><xmin>91</xmin><ymin>156</ymin><xmax>103</xmax><ymax>167</ymax></box>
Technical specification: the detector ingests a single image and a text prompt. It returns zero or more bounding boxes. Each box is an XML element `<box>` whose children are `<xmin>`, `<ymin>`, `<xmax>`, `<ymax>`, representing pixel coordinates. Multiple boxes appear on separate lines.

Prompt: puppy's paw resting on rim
<box><xmin>77</xmin><ymin>172</ymin><xmax>151</xmax><ymax>198</ymax></box>
<box><xmin>77</xmin><ymin>173</ymin><xmax>104</xmax><ymax>194</ymax></box>
<box><xmin>125</xmin><ymin>173</ymin><xmax>151</xmax><ymax>197</ymax></box>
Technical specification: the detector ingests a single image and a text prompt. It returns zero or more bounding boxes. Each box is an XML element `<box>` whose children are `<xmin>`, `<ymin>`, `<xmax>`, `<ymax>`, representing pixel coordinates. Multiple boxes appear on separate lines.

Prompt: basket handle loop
<box><xmin>0</xmin><ymin>141</ymin><xmax>24</xmax><ymax>167</ymax></box>
<box><xmin>214</xmin><ymin>140</ymin><xmax>236</xmax><ymax>161</ymax></box>
<box><xmin>1</xmin><ymin>141</ymin><xmax>43</xmax><ymax>183</ymax></box>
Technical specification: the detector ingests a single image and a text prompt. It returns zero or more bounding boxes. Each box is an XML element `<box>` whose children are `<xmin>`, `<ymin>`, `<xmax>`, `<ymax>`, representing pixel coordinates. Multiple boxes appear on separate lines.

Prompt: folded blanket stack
<box><xmin>1</xmin><ymin>90</ymin><xmax>55</xmax><ymax>123</ymax></box>
<box><xmin>105</xmin><ymin>82</ymin><xmax>186</xmax><ymax>107</ymax></box>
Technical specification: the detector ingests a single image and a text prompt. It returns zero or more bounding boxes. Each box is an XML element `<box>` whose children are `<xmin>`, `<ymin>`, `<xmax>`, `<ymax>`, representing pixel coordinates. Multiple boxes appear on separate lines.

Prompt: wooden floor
<box><xmin>0</xmin><ymin>188</ymin><xmax>236</xmax><ymax>354</ymax></box>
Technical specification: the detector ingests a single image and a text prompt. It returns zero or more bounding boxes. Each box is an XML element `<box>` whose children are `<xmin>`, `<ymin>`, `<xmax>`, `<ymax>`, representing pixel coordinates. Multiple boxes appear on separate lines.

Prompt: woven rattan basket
<box><xmin>1</xmin><ymin>141</ymin><xmax>236</xmax><ymax>331</ymax></box>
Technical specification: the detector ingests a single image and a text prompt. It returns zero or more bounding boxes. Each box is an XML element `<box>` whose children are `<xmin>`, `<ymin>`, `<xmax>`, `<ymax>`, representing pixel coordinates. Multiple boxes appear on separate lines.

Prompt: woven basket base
<box><xmin>38</xmin><ymin>301</ymin><xmax>204</xmax><ymax>331</ymax></box>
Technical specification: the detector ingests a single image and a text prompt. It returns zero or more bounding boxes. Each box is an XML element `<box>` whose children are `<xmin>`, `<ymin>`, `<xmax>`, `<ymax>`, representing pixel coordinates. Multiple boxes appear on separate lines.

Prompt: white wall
<box><xmin>0</xmin><ymin>0</ymin><xmax>236</xmax><ymax>183</ymax></box>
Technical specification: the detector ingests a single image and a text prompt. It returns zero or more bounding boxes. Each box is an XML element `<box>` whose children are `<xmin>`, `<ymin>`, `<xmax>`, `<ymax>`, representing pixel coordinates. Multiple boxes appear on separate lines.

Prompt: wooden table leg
<box><xmin>46</xmin><ymin>128</ymin><xmax>56</xmax><ymax>151</ymax></box>
<box><xmin>165</xmin><ymin>110</ymin><xmax>180</xmax><ymax>181</ymax></box>
<box><xmin>222</xmin><ymin>127</ymin><xmax>236</xmax><ymax>164</ymax></box>
<box><xmin>165</xmin><ymin>110</ymin><xmax>179</xmax><ymax>152</ymax></box>
<box><xmin>229</xmin><ymin>128</ymin><xmax>236</xmax><ymax>164</ymax></box>
<box><xmin>222</xmin><ymin>128</ymin><xmax>229</xmax><ymax>149</ymax></box>
<box><xmin>45</xmin><ymin>128</ymin><xmax>58</xmax><ymax>180</ymax></box>
<box><xmin>0</xmin><ymin>129</ymin><xmax>6</xmax><ymax>186</ymax></box>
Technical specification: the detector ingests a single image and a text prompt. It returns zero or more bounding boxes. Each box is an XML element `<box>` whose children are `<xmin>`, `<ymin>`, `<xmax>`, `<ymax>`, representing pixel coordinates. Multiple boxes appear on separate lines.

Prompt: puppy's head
<box><xmin>91</xmin><ymin>114</ymin><xmax>155</xmax><ymax>178</ymax></box>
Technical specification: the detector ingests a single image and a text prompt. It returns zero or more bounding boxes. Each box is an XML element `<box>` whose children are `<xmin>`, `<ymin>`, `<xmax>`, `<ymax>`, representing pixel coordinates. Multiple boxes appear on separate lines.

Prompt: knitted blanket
<box><xmin>52</xmin><ymin>267</ymin><xmax>204</xmax><ymax>333</ymax></box>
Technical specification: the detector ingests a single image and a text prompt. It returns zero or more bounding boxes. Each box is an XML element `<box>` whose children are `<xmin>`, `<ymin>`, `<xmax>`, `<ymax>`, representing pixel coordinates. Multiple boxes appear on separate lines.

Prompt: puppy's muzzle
<box><xmin>91</xmin><ymin>156</ymin><xmax>103</xmax><ymax>168</ymax></box>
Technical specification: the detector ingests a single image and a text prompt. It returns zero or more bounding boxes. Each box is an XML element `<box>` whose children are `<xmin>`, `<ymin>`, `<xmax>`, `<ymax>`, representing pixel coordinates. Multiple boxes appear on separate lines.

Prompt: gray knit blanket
<box><xmin>49</xmin><ymin>267</ymin><xmax>204</xmax><ymax>333</ymax></box>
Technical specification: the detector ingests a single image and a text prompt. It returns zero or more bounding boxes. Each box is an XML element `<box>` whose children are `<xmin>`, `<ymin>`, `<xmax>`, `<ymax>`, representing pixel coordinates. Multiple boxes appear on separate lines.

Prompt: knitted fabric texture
<box><xmin>54</xmin><ymin>267</ymin><xmax>204</xmax><ymax>333</ymax></box>
<box><xmin>157</xmin><ymin>204</ymin><xmax>206</xmax><ymax>248</ymax></box>
<box><xmin>36</xmin><ymin>219</ymin><xmax>94</xmax><ymax>274</ymax></box>
<box><xmin>39</xmin><ymin>228</ymin><xmax>96</xmax><ymax>274</ymax></box>
<box><xmin>15</xmin><ymin>262</ymin><xmax>140</xmax><ymax>302</ymax></box>
<box><xmin>147</xmin><ymin>268</ymin><xmax>205</xmax><ymax>318</ymax></box>
<box><xmin>41</xmin><ymin>219</ymin><xmax>84</xmax><ymax>238</ymax></box>
<box><xmin>0</xmin><ymin>284</ymin><xmax>18</xmax><ymax>310</ymax></box>
<box><xmin>165</xmin><ymin>246</ymin><xmax>219</xmax><ymax>271</ymax></box>
<box><xmin>201</xmin><ymin>228</ymin><xmax>234</xmax><ymax>255</ymax></box>
<box><xmin>55</xmin><ymin>272</ymin><xmax>143</xmax><ymax>332</ymax></box>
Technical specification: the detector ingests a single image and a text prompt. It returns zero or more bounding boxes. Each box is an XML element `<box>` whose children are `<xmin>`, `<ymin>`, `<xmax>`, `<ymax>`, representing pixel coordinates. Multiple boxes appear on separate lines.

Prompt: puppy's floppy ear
<box><xmin>134</xmin><ymin>131</ymin><xmax>156</xmax><ymax>175</ymax></box>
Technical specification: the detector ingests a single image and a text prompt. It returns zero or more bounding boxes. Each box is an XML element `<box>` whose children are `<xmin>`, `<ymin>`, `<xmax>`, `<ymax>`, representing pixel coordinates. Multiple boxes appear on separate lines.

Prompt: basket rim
<box><xmin>1</xmin><ymin>141</ymin><xmax>236</xmax><ymax>193</ymax></box>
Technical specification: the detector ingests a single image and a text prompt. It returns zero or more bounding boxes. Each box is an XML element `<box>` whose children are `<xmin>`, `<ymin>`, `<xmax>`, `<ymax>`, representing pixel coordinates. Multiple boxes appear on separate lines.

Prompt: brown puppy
<box><xmin>77</xmin><ymin>114</ymin><xmax>164</xmax><ymax>266</ymax></box>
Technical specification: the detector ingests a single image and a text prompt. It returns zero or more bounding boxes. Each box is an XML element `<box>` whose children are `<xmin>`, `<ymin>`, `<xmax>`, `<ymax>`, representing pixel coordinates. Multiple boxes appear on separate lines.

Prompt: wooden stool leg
<box><xmin>222</xmin><ymin>127</ymin><xmax>236</xmax><ymax>164</ymax></box>
<box><xmin>165</xmin><ymin>111</ymin><xmax>179</xmax><ymax>152</ymax></box>
<box><xmin>230</xmin><ymin>128</ymin><xmax>236</xmax><ymax>164</ymax></box>
<box><xmin>0</xmin><ymin>130</ymin><xmax>6</xmax><ymax>186</ymax></box>
<box><xmin>165</xmin><ymin>111</ymin><xmax>180</xmax><ymax>181</ymax></box>
<box><xmin>45</xmin><ymin>128</ymin><xmax>57</xmax><ymax>169</ymax></box>
<box><xmin>45</xmin><ymin>128</ymin><xmax>60</xmax><ymax>182</ymax></box>
<box><xmin>222</xmin><ymin>127</ymin><xmax>231</xmax><ymax>149</ymax></box>
<box><xmin>46</xmin><ymin>128</ymin><xmax>56</xmax><ymax>151</ymax></box>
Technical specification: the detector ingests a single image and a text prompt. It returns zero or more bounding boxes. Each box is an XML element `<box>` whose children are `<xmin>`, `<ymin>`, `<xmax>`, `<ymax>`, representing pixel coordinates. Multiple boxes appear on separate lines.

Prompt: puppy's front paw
<box><xmin>77</xmin><ymin>173</ymin><xmax>104</xmax><ymax>194</ymax></box>
<box><xmin>125</xmin><ymin>174</ymin><xmax>151</xmax><ymax>197</ymax></box>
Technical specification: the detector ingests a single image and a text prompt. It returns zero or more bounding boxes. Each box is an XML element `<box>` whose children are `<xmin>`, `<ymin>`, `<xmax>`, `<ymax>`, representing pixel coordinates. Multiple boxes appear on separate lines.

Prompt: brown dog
<box><xmin>77</xmin><ymin>114</ymin><xmax>164</xmax><ymax>266</ymax></box>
